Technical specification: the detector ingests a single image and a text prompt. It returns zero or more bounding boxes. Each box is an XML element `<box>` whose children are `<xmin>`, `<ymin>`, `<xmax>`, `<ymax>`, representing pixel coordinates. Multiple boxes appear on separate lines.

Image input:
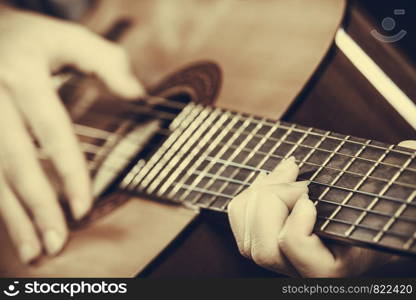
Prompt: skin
<box><xmin>0</xmin><ymin>6</ymin><xmax>144</xmax><ymax>264</ymax></box>
<box><xmin>228</xmin><ymin>141</ymin><xmax>416</xmax><ymax>277</ymax></box>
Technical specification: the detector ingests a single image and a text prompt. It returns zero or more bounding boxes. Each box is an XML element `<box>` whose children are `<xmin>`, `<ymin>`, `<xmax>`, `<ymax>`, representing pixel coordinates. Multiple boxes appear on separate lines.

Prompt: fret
<box><xmin>371</xmin><ymin>152</ymin><xmax>416</xmax><ymax>244</ymax></box>
<box><xmin>230</xmin><ymin>117</ymin><xmax>416</xmax><ymax>158</ymax></box>
<box><xmin>308</xmin><ymin>135</ymin><xmax>350</xmax><ymax>182</ymax></box>
<box><xmin>342</xmin><ymin>144</ymin><xmax>395</xmax><ymax>237</ymax></box>
<box><xmin>201</xmin><ymin>156</ymin><xmax>416</xmax><ymax>207</ymax></box>
<box><xmin>113</xmin><ymin>100</ymin><xmax>416</xmax><ymax>257</ymax></box>
<box><xmin>174</xmin><ymin>182</ymin><xmax>415</xmax><ymax>241</ymax></box>
<box><xmin>146</xmin><ymin>108</ymin><xmax>221</xmax><ymax>194</ymax></box>
<box><xmin>156</xmin><ymin>109</ymin><xmax>230</xmax><ymax>197</ymax></box>
<box><xmin>121</xmin><ymin>102</ymin><xmax>197</xmax><ymax>190</ymax></box>
<box><xmin>224</xmin><ymin>125</ymin><xmax>416</xmax><ymax>173</ymax></box>
<box><xmin>293</xmin><ymin>128</ymin><xmax>327</xmax><ymax>170</ymax></box>
<box><xmin>190</xmin><ymin>116</ymin><xmax>266</xmax><ymax>208</ymax></box>
<box><xmin>179</xmin><ymin>114</ymin><xmax>256</xmax><ymax>205</ymax></box>
<box><xmin>138</xmin><ymin>105</ymin><xmax>211</xmax><ymax>192</ymax></box>
<box><xmin>168</xmin><ymin>113</ymin><xmax>416</xmax><ymax>174</ymax></box>
<box><xmin>166</xmin><ymin>113</ymin><xmax>238</xmax><ymax>200</ymax></box>
<box><xmin>173</xmin><ymin>139</ymin><xmax>415</xmax><ymax>189</ymax></box>
<box><xmin>230</xmin><ymin>122</ymin><xmax>294</xmax><ymax>197</ymax></box>
<box><xmin>200</xmin><ymin>119</ymin><xmax>282</xmax><ymax>208</ymax></box>
<box><xmin>318</xmin><ymin>138</ymin><xmax>368</xmax><ymax>231</ymax></box>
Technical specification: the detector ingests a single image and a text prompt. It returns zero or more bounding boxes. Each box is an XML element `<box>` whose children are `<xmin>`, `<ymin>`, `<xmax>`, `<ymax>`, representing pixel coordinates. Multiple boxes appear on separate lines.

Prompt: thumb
<box><xmin>54</xmin><ymin>24</ymin><xmax>145</xmax><ymax>99</ymax></box>
<box><xmin>398</xmin><ymin>140</ymin><xmax>416</xmax><ymax>150</ymax></box>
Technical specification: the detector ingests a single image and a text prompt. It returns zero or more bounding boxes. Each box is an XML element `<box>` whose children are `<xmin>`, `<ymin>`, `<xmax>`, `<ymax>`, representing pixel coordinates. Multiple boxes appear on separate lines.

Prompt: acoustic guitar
<box><xmin>1</xmin><ymin>0</ymin><xmax>415</xmax><ymax>277</ymax></box>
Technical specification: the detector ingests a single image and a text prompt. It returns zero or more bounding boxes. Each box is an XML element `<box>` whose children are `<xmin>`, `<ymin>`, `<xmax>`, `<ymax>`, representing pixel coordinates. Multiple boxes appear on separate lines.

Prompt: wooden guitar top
<box><xmin>0</xmin><ymin>0</ymin><xmax>346</xmax><ymax>277</ymax></box>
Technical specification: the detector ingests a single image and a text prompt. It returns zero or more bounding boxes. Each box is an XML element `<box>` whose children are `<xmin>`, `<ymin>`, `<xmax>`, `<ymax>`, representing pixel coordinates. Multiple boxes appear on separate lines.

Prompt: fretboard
<box><xmin>121</xmin><ymin>103</ymin><xmax>416</xmax><ymax>257</ymax></box>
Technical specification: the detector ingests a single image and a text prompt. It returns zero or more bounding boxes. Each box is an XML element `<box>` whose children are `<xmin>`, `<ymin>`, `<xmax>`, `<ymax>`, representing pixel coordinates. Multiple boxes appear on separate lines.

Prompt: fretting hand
<box><xmin>0</xmin><ymin>6</ymin><xmax>144</xmax><ymax>264</ymax></box>
<box><xmin>228</xmin><ymin>140</ymin><xmax>416</xmax><ymax>277</ymax></box>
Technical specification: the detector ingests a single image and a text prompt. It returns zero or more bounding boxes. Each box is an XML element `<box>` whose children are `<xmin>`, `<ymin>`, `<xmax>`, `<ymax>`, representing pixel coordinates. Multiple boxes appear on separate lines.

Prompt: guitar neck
<box><xmin>118</xmin><ymin>102</ymin><xmax>416</xmax><ymax>257</ymax></box>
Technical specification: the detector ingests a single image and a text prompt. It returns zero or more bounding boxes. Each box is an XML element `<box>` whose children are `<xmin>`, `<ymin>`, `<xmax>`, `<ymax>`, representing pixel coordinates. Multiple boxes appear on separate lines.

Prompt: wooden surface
<box><xmin>0</xmin><ymin>0</ymin><xmax>346</xmax><ymax>277</ymax></box>
<box><xmin>0</xmin><ymin>198</ymin><xmax>197</xmax><ymax>277</ymax></box>
<box><xmin>86</xmin><ymin>0</ymin><xmax>346</xmax><ymax>119</ymax></box>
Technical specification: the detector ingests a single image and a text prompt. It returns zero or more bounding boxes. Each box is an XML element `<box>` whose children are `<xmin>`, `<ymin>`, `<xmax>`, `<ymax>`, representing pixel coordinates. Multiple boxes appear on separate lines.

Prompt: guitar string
<box><xmin>164</xmin><ymin>183</ymin><xmax>414</xmax><ymax>241</ymax></box>
<box><xmin>72</xmin><ymin>115</ymin><xmax>416</xmax><ymax>191</ymax></box>
<box><xmin>128</xmin><ymin>96</ymin><xmax>416</xmax><ymax>157</ymax></box>
<box><xmin>72</xmin><ymin>106</ymin><xmax>416</xmax><ymax>176</ymax></box>
<box><xmin>70</xmin><ymin>118</ymin><xmax>416</xmax><ymax>217</ymax></box>
<box><xmin>59</xmin><ymin>80</ymin><xmax>416</xmax><ymax>162</ymax></box>
<box><xmin>69</xmin><ymin>112</ymin><xmax>416</xmax><ymax>205</ymax></box>
<box><xmin>61</xmin><ymin>83</ymin><xmax>416</xmax><ymax>247</ymax></box>
<box><xmin>74</xmin><ymin>122</ymin><xmax>416</xmax><ymax>199</ymax></box>
<box><xmin>177</xmin><ymin>183</ymin><xmax>415</xmax><ymax>240</ymax></box>
<box><xmin>81</xmin><ymin>101</ymin><xmax>416</xmax><ymax>176</ymax></box>
<box><xmin>67</xmin><ymin>122</ymin><xmax>416</xmax><ymax>248</ymax></box>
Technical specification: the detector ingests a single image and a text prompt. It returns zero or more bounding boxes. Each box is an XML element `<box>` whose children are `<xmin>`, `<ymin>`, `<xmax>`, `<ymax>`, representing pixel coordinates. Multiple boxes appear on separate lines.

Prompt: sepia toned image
<box><xmin>0</xmin><ymin>0</ymin><xmax>415</xmax><ymax>282</ymax></box>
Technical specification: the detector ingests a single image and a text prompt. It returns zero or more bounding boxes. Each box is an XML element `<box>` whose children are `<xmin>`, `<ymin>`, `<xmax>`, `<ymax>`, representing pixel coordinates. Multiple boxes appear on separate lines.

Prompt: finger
<box><xmin>228</xmin><ymin>172</ymin><xmax>267</xmax><ymax>257</ymax></box>
<box><xmin>279</xmin><ymin>194</ymin><xmax>336</xmax><ymax>277</ymax></box>
<box><xmin>228</xmin><ymin>158</ymin><xmax>305</xmax><ymax>272</ymax></box>
<box><xmin>54</xmin><ymin>24</ymin><xmax>144</xmax><ymax>98</ymax></box>
<box><xmin>247</xmin><ymin>182</ymin><xmax>308</xmax><ymax>275</ymax></box>
<box><xmin>261</xmin><ymin>156</ymin><xmax>299</xmax><ymax>186</ymax></box>
<box><xmin>399</xmin><ymin>140</ymin><xmax>416</xmax><ymax>150</ymax></box>
<box><xmin>0</xmin><ymin>88</ymin><xmax>68</xmax><ymax>255</ymax></box>
<box><xmin>228</xmin><ymin>156</ymin><xmax>298</xmax><ymax>257</ymax></box>
<box><xmin>9</xmin><ymin>68</ymin><xmax>91</xmax><ymax>220</ymax></box>
<box><xmin>0</xmin><ymin>175</ymin><xmax>42</xmax><ymax>264</ymax></box>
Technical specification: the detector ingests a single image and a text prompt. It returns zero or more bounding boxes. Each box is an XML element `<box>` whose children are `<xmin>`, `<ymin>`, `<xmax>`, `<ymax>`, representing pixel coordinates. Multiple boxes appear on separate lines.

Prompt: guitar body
<box><xmin>2</xmin><ymin>0</ymin><xmax>415</xmax><ymax>278</ymax></box>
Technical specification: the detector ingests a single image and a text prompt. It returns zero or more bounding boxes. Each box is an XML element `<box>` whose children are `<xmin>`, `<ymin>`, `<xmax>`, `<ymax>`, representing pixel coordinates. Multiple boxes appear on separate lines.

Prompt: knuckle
<box><xmin>277</xmin><ymin>230</ymin><xmax>291</xmax><ymax>250</ymax></box>
<box><xmin>111</xmin><ymin>45</ymin><xmax>129</xmax><ymax>64</ymax></box>
<box><xmin>251</xmin><ymin>246</ymin><xmax>278</xmax><ymax>269</ymax></box>
<box><xmin>0</xmin><ymin>66</ymin><xmax>25</xmax><ymax>89</ymax></box>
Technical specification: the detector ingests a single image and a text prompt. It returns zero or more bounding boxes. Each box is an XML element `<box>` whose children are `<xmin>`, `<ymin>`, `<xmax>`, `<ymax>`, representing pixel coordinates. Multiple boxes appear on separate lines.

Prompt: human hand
<box><xmin>228</xmin><ymin>140</ymin><xmax>415</xmax><ymax>277</ymax></box>
<box><xmin>0</xmin><ymin>6</ymin><xmax>144</xmax><ymax>263</ymax></box>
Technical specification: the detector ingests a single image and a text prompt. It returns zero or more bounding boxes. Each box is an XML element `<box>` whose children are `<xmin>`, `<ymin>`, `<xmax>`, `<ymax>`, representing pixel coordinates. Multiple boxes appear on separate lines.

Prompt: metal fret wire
<box><xmin>361</xmin><ymin>150</ymin><xmax>416</xmax><ymax>245</ymax></box>
<box><xmin>75</xmin><ymin>105</ymin><xmax>416</xmax><ymax>175</ymax></box>
<box><xmin>181</xmin><ymin>115</ymin><xmax>259</xmax><ymax>205</ymax></box>
<box><xmin>162</xmin><ymin>111</ymin><xmax>235</xmax><ymax>199</ymax></box>
<box><xmin>186</xmin><ymin>126</ymin><xmax>416</xmax><ymax>189</ymax></box>
<box><xmin>133</xmin><ymin>104</ymin><xmax>207</xmax><ymax>191</ymax></box>
<box><xmin>120</xmin><ymin>103</ymin><xmax>198</xmax><ymax>190</ymax></box>
<box><xmin>149</xmin><ymin>108</ymin><xmax>223</xmax><ymax>195</ymax></box>
<box><xmin>188</xmin><ymin>170</ymin><xmax>416</xmax><ymax>224</ymax></box>
<box><xmin>229</xmin><ymin>114</ymin><xmax>416</xmax><ymax>158</ymax></box>
<box><xmin>285</xmin><ymin>127</ymin><xmax>320</xmax><ymax>170</ymax></box>
<box><xmin>318</xmin><ymin>138</ymin><xmax>370</xmax><ymax>232</ymax></box>
<box><xmin>74</xmin><ymin>115</ymin><xmax>416</xmax><ymax>191</ymax></box>
<box><xmin>224</xmin><ymin>126</ymin><xmax>416</xmax><ymax>173</ymax></box>
<box><xmin>395</xmin><ymin>190</ymin><xmax>416</xmax><ymax>249</ymax></box>
<box><xmin>117</xmin><ymin>102</ymin><xmax>197</xmax><ymax>192</ymax></box>
<box><xmin>77</xmin><ymin>102</ymin><xmax>416</xmax><ymax>174</ymax></box>
<box><xmin>202</xmin><ymin>156</ymin><xmax>416</xmax><ymax>208</ymax></box>
<box><xmin>229</xmin><ymin>121</ymin><xmax>293</xmax><ymax>198</ymax></box>
<box><xmin>74</xmin><ymin>102</ymin><xmax>415</xmax><ymax>250</ymax></box>
<box><xmin>76</xmin><ymin>106</ymin><xmax>414</xmax><ymax>210</ymax></box>
<box><xmin>173</xmin><ymin>183</ymin><xmax>413</xmax><ymax>240</ymax></box>
<box><xmin>188</xmin><ymin>117</ymin><xmax>282</xmax><ymax>208</ymax></box>
<box><xmin>76</xmin><ymin>127</ymin><xmax>416</xmax><ymax>190</ymax></box>
<box><xmin>342</xmin><ymin>145</ymin><xmax>397</xmax><ymax>237</ymax></box>
<box><xmin>138</xmin><ymin>106</ymin><xmax>212</xmax><ymax>194</ymax></box>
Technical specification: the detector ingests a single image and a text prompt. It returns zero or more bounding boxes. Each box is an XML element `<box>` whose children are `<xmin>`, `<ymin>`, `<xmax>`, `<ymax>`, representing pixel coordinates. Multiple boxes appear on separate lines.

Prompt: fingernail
<box><xmin>275</xmin><ymin>156</ymin><xmax>297</xmax><ymax>171</ymax></box>
<box><xmin>288</xmin><ymin>180</ymin><xmax>310</xmax><ymax>188</ymax></box>
<box><xmin>44</xmin><ymin>230</ymin><xmax>65</xmax><ymax>256</ymax></box>
<box><xmin>71</xmin><ymin>198</ymin><xmax>91</xmax><ymax>220</ymax></box>
<box><xmin>252</xmin><ymin>171</ymin><xmax>268</xmax><ymax>186</ymax></box>
<box><xmin>18</xmin><ymin>243</ymin><xmax>39</xmax><ymax>264</ymax></box>
<box><xmin>286</xmin><ymin>156</ymin><xmax>296</xmax><ymax>163</ymax></box>
<box><xmin>300</xmin><ymin>193</ymin><xmax>310</xmax><ymax>200</ymax></box>
<box><xmin>125</xmin><ymin>78</ymin><xmax>145</xmax><ymax>98</ymax></box>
